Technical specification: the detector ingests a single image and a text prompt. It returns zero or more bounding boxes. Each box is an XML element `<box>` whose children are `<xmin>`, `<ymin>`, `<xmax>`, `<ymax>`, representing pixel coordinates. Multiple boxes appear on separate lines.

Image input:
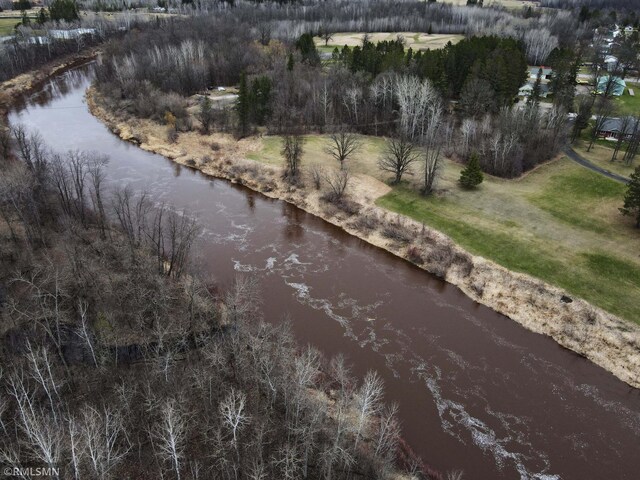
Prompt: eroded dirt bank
<box><xmin>86</xmin><ymin>87</ymin><xmax>640</xmax><ymax>389</ymax></box>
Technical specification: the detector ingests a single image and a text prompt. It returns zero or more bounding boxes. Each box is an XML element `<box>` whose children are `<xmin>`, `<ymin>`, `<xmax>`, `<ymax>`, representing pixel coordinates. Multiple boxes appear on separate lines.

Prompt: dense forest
<box><xmin>1</xmin><ymin>0</ymin><xmax>586</xmax><ymax>82</ymax></box>
<box><xmin>0</xmin><ymin>122</ymin><xmax>441</xmax><ymax>478</ymax></box>
<box><xmin>541</xmin><ymin>0</ymin><xmax>640</xmax><ymax>12</ymax></box>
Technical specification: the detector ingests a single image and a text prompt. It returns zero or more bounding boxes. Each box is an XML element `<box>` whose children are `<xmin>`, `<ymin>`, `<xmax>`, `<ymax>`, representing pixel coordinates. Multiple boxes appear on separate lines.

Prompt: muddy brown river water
<box><xmin>8</xmin><ymin>65</ymin><xmax>640</xmax><ymax>480</ymax></box>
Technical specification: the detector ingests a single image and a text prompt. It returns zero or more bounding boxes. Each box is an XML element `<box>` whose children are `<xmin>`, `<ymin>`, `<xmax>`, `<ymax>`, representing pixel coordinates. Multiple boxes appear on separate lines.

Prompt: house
<box><xmin>604</xmin><ymin>55</ymin><xmax>619</xmax><ymax>72</ymax></box>
<box><xmin>596</xmin><ymin>76</ymin><xmax>626</xmax><ymax>96</ymax></box>
<box><xmin>518</xmin><ymin>82</ymin><xmax>550</xmax><ymax>98</ymax></box>
<box><xmin>596</xmin><ymin>117</ymin><xmax>638</xmax><ymax>140</ymax></box>
<box><xmin>529</xmin><ymin>66</ymin><xmax>552</xmax><ymax>80</ymax></box>
<box><xmin>49</xmin><ymin>28</ymin><xmax>97</xmax><ymax>40</ymax></box>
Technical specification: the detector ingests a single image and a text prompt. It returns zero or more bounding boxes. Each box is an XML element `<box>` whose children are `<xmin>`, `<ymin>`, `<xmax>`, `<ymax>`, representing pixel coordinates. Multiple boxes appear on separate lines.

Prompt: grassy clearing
<box><xmin>248</xmin><ymin>133</ymin><xmax>640</xmax><ymax>322</ymax></box>
<box><xmin>377</xmin><ymin>159</ymin><xmax>640</xmax><ymax>323</ymax></box>
<box><xmin>0</xmin><ymin>17</ymin><xmax>19</xmax><ymax>36</ymax></box>
<box><xmin>314</xmin><ymin>32</ymin><xmax>463</xmax><ymax>51</ymax></box>
<box><xmin>615</xmin><ymin>82</ymin><xmax>640</xmax><ymax>116</ymax></box>
<box><xmin>247</xmin><ymin>134</ymin><xmax>386</xmax><ymax>174</ymax></box>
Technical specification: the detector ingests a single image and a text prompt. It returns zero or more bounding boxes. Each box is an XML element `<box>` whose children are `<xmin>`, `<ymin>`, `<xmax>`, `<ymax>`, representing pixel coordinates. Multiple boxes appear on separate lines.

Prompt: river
<box><xmin>8</xmin><ymin>64</ymin><xmax>640</xmax><ymax>480</ymax></box>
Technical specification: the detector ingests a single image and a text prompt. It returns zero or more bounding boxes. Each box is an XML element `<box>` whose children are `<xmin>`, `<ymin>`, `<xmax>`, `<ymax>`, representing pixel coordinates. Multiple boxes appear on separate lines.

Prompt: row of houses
<box><xmin>519</xmin><ymin>71</ymin><xmax>629</xmax><ymax>99</ymax></box>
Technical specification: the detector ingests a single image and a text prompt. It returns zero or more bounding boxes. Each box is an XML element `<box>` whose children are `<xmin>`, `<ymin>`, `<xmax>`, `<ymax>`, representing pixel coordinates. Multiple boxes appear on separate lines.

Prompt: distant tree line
<box><xmin>541</xmin><ymin>0</ymin><xmax>640</xmax><ymax>12</ymax></box>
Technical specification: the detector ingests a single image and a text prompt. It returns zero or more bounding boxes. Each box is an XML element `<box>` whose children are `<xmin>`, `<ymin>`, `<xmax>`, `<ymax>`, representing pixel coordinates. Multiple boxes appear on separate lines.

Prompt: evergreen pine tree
<box><xmin>620</xmin><ymin>166</ymin><xmax>640</xmax><ymax>228</ymax></box>
<box><xmin>459</xmin><ymin>153</ymin><xmax>484</xmax><ymax>189</ymax></box>
<box><xmin>528</xmin><ymin>68</ymin><xmax>543</xmax><ymax>105</ymax></box>
<box><xmin>49</xmin><ymin>0</ymin><xmax>79</xmax><ymax>22</ymax></box>
<box><xmin>36</xmin><ymin>7</ymin><xmax>48</xmax><ymax>25</ymax></box>
<box><xmin>20</xmin><ymin>10</ymin><xmax>31</xmax><ymax>27</ymax></box>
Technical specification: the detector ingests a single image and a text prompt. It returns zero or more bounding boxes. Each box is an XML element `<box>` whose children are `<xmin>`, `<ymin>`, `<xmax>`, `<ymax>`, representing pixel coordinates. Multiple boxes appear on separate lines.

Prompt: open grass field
<box><xmin>314</xmin><ymin>32</ymin><xmax>464</xmax><ymax>52</ymax></box>
<box><xmin>249</xmin><ymin>134</ymin><xmax>640</xmax><ymax>323</ymax></box>
<box><xmin>615</xmin><ymin>82</ymin><xmax>640</xmax><ymax>116</ymax></box>
<box><xmin>378</xmin><ymin>158</ymin><xmax>640</xmax><ymax>324</ymax></box>
<box><xmin>0</xmin><ymin>17</ymin><xmax>19</xmax><ymax>36</ymax></box>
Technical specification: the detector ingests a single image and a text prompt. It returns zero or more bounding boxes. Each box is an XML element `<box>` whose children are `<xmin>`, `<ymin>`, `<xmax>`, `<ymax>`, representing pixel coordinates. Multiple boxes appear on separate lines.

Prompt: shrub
<box><xmin>426</xmin><ymin>244</ymin><xmax>454</xmax><ymax>277</ymax></box>
<box><xmin>407</xmin><ymin>245</ymin><xmax>424</xmax><ymax>264</ymax></box>
<box><xmin>352</xmin><ymin>213</ymin><xmax>379</xmax><ymax>232</ymax></box>
<box><xmin>382</xmin><ymin>221</ymin><xmax>411</xmax><ymax>244</ymax></box>
<box><xmin>309</xmin><ymin>165</ymin><xmax>323</xmax><ymax>190</ymax></box>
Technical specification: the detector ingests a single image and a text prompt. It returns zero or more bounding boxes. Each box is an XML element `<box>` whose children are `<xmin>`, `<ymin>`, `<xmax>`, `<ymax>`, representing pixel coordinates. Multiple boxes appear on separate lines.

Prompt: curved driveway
<box><xmin>564</xmin><ymin>147</ymin><xmax>631</xmax><ymax>184</ymax></box>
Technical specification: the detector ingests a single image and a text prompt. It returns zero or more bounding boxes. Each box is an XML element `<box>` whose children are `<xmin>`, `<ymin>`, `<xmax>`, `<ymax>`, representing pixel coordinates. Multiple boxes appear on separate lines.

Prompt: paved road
<box><xmin>563</xmin><ymin>146</ymin><xmax>630</xmax><ymax>184</ymax></box>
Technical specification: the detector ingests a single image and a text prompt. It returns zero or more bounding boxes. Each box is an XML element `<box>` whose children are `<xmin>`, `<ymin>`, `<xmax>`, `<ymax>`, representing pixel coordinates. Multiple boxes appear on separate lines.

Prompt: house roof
<box><xmin>598</xmin><ymin>117</ymin><xmax>639</xmax><ymax>135</ymax></box>
<box><xmin>529</xmin><ymin>66</ymin><xmax>552</xmax><ymax>77</ymax></box>
<box><xmin>519</xmin><ymin>82</ymin><xmax>550</xmax><ymax>97</ymax></box>
<box><xmin>596</xmin><ymin>76</ymin><xmax>626</xmax><ymax>96</ymax></box>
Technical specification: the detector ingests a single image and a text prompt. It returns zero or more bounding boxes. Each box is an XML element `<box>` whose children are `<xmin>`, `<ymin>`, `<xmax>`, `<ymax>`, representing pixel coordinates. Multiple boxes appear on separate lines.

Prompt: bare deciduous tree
<box><xmin>325</xmin><ymin>130</ymin><xmax>361</xmax><ymax>169</ymax></box>
<box><xmin>80</xmin><ymin>404</ymin><xmax>130</xmax><ymax>480</ymax></box>
<box><xmin>588</xmin><ymin>98</ymin><xmax>614</xmax><ymax>152</ymax></box>
<box><xmin>421</xmin><ymin>99</ymin><xmax>444</xmax><ymax>195</ymax></box>
<box><xmin>153</xmin><ymin>400</ymin><xmax>187</xmax><ymax>480</ymax></box>
<box><xmin>281</xmin><ymin>135</ymin><xmax>305</xmax><ymax>182</ymax></box>
<box><xmin>353</xmin><ymin>370</ymin><xmax>384</xmax><ymax>449</ymax></box>
<box><xmin>76</xmin><ymin>299</ymin><xmax>98</xmax><ymax>367</ymax></box>
<box><xmin>219</xmin><ymin>388</ymin><xmax>250</xmax><ymax>453</ymax></box>
<box><xmin>378</xmin><ymin>136</ymin><xmax>420</xmax><ymax>184</ymax></box>
<box><xmin>318</xmin><ymin>23</ymin><xmax>334</xmax><ymax>46</ymax></box>
<box><xmin>323</xmin><ymin>168</ymin><xmax>351</xmax><ymax>202</ymax></box>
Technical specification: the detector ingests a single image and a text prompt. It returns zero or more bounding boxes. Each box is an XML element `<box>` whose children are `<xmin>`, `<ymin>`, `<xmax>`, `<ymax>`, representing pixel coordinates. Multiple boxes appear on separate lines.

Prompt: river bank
<box><xmin>86</xmin><ymin>86</ymin><xmax>640</xmax><ymax>390</ymax></box>
<box><xmin>0</xmin><ymin>49</ymin><xmax>100</xmax><ymax>118</ymax></box>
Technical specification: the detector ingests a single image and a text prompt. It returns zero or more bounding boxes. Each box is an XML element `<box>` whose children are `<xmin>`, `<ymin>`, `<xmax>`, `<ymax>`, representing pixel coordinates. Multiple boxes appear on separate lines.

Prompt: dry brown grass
<box><xmin>314</xmin><ymin>32</ymin><xmax>464</xmax><ymax>51</ymax></box>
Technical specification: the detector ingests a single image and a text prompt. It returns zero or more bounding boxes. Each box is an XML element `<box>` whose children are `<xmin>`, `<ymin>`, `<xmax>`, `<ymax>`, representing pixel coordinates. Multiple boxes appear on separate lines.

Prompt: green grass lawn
<box><xmin>615</xmin><ymin>82</ymin><xmax>640</xmax><ymax>116</ymax></box>
<box><xmin>0</xmin><ymin>17</ymin><xmax>20</xmax><ymax>36</ymax></box>
<box><xmin>377</xmin><ymin>159</ymin><xmax>640</xmax><ymax>324</ymax></box>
